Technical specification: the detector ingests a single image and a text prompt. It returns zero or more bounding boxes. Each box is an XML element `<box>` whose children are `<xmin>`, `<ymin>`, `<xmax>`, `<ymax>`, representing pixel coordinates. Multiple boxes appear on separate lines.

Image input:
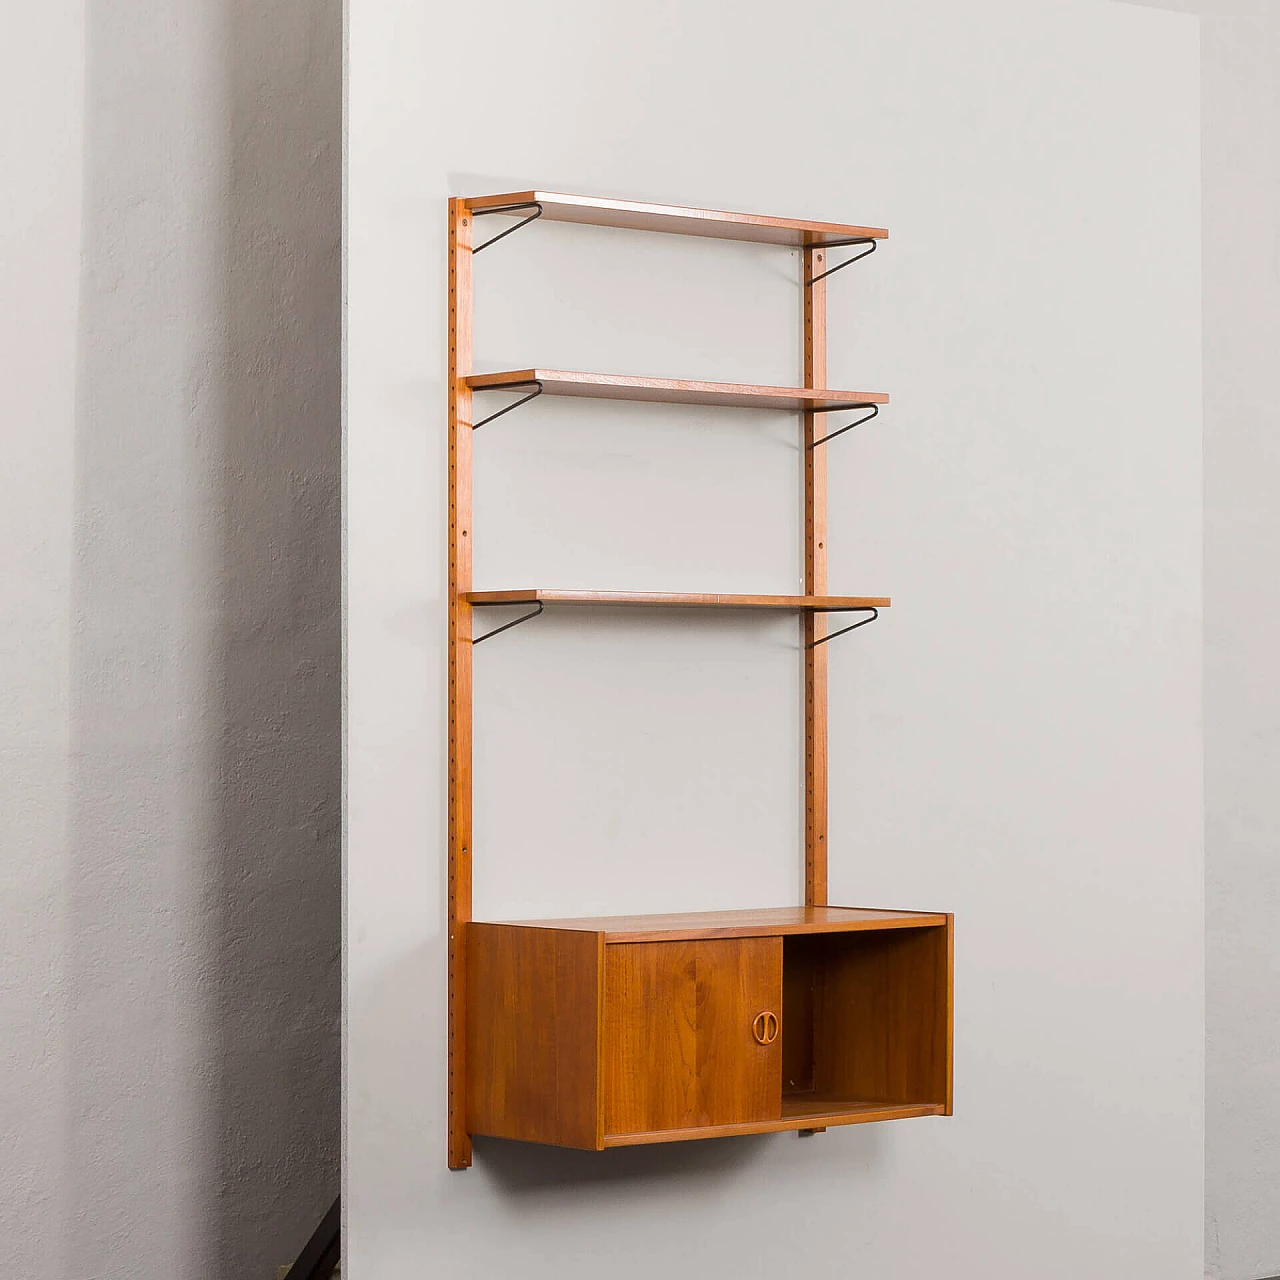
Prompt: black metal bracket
<box><xmin>809</xmin><ymin>402</ymin><xmax>879</xmax><ymax>449</ymax></box>
<box><xmin>471</xmin><ymin>201</ymin><xmax>544</xmax><ymax>253</ymax></box>
<box><xmin>472</xmin><ymin>601</ymin><xmax>544</xmax><ymax>645</ymax></box>
<box><xmin>805</xmin><ymin>236</ymin><xmax>878</xmax><ymax>286</ymax></box>
<box><xmin>806</xmin><ymin>606</ymin><xmax>879</xmax><ymax>648</ymax></box>
<box><xmin>472</xmin><ymin>380</ymin><xmax>543</xmax><ymax>429</ymax></box>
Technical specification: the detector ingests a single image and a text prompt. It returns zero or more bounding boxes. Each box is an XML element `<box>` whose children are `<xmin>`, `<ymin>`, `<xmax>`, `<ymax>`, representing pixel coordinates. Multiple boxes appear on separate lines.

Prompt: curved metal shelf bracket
<box><xmin>471</xmin><ymin>201</ymin><xmax>545</xmax><ymax>253</ymax></box>
<box><xmin>472</xmin><ymin>601</ymin><xmax>544</xmax><ymax>646</ymax></box>
<box><xmin>472</xmin><ymin>380</ymin><xmax>544</xmax><ymax>429</ymax></box>
<box><xmin>809</xmin><ymin>402</ymin><xmax>879</xmax><ymax>449</ymax></box>
<box><xmin>806</xmin><ymin>606</ymin><xmax>879</xmax><ymax>648</ymax></box>
<box><xmin>805</xmin><ymin>236</ymin><xmax>878</xmax><ymax>286</ymax></box>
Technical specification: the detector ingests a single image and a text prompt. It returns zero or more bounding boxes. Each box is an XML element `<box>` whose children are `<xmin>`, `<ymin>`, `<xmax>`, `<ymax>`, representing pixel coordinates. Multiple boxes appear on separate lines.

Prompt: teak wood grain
<box><xmin>782</xmin><ymin>919</ymin><xmax>953</xmax><ymax>1115</ymax></box>
<box><xmin>803</xmin><ymin>244</ymin><xmax>829</xmax><ymax>909</ymax></box>
<box><xmin>465</xmin><ymin>369</ymin><xmax>888</xmax><ymax>413</ymax></box>
<box><xmin>447</xmin><ymin>199</ymin><xmax>474</xmax><ymax>1170</ymax></box>
<box><xmin>466</xmin><ymin>924</ymin><xmax>603</xmax><ymax>1150</ymax></box>
<box><xmin>464</xmin><ymin>190</ymin><xmax>888</xmax><ymax>247</ymax></box>
<box><xmin>497</xmin><ymin>905</ymin><xmax>947</xmax><ymax>942</ymax></box>
<box><xmin>606</xmin><ymin>1102</ymin><xmax>946</xmax><ymax>1147</ymax></box>
<box><xmin>467</xmin><ymin>591</ymin><xmax>890</xmax><ymax>611</ymax></box>
<box><xmin>463</xmin><ymin>915</ymin><xmax>952</xmax><ymax>1151</ymax></box>
<box><xmin>602</xmin><ymin>938</ymin><xmax>782</xmax><ymax>1136</ymax></box>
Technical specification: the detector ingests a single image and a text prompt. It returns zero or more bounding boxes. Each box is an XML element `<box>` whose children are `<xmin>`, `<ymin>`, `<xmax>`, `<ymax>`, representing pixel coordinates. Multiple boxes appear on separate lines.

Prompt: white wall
<box><xmin>2</xmin><ymin>1</ymin><xmax>342</xmax><ymax>1276</ymax></box>
<box><xmin>346</xmin><ymin>1</ymin><xmax>1203</xmax><ymax>1276</ymax></box>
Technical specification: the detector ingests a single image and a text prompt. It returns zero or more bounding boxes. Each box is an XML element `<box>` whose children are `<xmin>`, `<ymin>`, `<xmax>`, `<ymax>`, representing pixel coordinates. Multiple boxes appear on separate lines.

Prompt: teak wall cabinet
<box><xmin>447</xmin><ymin>191</ymin><xmax>954</xmax><ymax>1169</ymax></box>
<box><xmin>467</xmin><ymin>909</ymin><xmax>952</xmax><ymax>1150</ymax></box>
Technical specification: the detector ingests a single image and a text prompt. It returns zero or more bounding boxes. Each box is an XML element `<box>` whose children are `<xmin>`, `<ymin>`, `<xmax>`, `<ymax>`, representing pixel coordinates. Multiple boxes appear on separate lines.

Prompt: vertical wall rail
<box><xmin>447</xmin><ymin>199</ymin><xmax>475</xmax><ymax>1170</ymax></box>
<box><xmin>803</xmin><ymin>245</ymin><xmax>829</xmax><ymax>909</ymax></box>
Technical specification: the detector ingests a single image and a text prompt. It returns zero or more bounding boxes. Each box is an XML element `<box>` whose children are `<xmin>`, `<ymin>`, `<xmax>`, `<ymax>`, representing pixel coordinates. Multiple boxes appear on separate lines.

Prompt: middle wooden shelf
<box><xmin>466</xmin><ymin>368</ymin><xmax>889</xmax><ymax>414</ymax></box>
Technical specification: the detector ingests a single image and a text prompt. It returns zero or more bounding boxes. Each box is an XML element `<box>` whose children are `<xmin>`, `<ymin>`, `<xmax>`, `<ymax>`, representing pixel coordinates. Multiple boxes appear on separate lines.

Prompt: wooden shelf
<box><xmin>465</xmin><ymin>191</ymin><xmax>888</xmax><ymax>248</ymax></box>
<box><xmin>497</xmin><ymin>905</ymin><xmax>944</xmax><ymax>943</ymax></box>
<box><xmin>779</xmin><ymin>1095</ymin><xmax>947</xmax><ymax>1125</ymax></box>
<box><xmin>467</xmin><ymin>590</ymin><xmax>890</xmax><ymax>610</ymax></box>
<box><xmin>607</xmin><ymin>1102</ymin><xmax>947</xmax><ymax>1147</ymax></box>
<box><xmin>466</xmin><ymin>369</ymin><xmax>888</xmax><ymax>413</ymax></box>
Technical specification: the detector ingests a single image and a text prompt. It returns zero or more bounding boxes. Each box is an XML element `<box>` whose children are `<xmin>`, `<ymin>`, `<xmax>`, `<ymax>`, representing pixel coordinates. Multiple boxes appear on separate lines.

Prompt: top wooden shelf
<box><xmin>489</xmin><ymin>905</ymin><xmax>947</xmax><ymax>944</ymax></box>
<box><xmin>466</xmin><ymin>369</ymin><xmax>888</xmax><ymax>414</ymax></box>
<box><xmin>467</xmin><ymin>590</ymin><xmax>890</xmax><ymax>610</ymax></box>
<box><xmin>464</xmin><ymin>191</ymin><xmax>889</xmax><ymax>248</ymax></box>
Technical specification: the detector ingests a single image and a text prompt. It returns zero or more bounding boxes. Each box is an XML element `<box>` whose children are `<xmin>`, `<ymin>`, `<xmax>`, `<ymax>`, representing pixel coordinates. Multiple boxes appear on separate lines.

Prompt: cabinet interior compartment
<box><xmin>781</xmin><ymin>925</ymin><xmax>951</xmax><ymax>1123</ymax></box>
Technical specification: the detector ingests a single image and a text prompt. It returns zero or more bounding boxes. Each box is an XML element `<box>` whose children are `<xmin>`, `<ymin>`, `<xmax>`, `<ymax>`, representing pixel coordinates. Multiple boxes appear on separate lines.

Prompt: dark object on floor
<box><xmin>283</xmin><ymin>1196</ymin><xmax>340</xmax><ymax>1280</ymax></box>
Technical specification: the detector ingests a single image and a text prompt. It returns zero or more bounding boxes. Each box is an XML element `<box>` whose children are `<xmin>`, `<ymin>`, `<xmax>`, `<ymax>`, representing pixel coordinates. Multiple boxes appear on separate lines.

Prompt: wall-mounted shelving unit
<box><xmin>447</xmin><ymin>191</ymin><xmax>953</xmax><ymax>1170</ymax></box>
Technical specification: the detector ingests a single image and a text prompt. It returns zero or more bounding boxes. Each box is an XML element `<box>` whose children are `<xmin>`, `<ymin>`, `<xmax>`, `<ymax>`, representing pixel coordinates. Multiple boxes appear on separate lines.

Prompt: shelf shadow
<box><xmin>474</xmin><ymin>1130</ymin><xmax>776</xmax><ymax>1194</ymax></box>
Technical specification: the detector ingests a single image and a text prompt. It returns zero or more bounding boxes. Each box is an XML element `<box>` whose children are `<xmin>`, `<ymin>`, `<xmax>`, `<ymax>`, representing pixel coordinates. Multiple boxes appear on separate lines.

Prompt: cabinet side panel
<box><xmin>782</xmin><ymin>936</ymin><xmax>819</xmax><ymax>1094</ymax></box>
<box><xmin>466</xmin><ymin>924</ymin><xmax>601</xmax><ymax>1149</ymax></box>
<box><xmin>816</xmin><ymin>927</ymin><xmax>950</xmax><ymax>1106</ymax></box>
<box><xmin>943</xmin><ymin>914</ymin><xmax>954</xmax><ymax>1114</ymax></box>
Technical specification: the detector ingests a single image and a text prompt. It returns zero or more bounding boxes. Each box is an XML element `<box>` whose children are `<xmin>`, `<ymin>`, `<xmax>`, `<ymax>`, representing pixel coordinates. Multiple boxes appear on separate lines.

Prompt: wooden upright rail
<box><xmin>803</xmin><ymin>244</ymin><xmax>829</xmax><ymax>910</ymax></box>
<box><xmin>447</xmin><ymin>199</ymin><xmax>474</xmax><ymax>1171</ymax></box>
<box><xmin>446</xmin><ymin>192</ymin><xmax>888</xmax><ymax>1169</ymax></box>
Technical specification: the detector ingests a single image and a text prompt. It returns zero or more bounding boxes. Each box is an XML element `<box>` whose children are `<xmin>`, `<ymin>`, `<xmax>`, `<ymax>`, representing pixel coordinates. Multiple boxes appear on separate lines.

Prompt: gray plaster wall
<box><xmin>1154</xmin><ymin>4</ymin><xmax>1280</xmax><ymax>1276</ymax></box>
<box><xmin>3</xmin><ymin>0</ymin><xmax>343</xmax><ymax>1276</ymax></box>
<box><xmin>1106</xmin><ymin>2</ymin><xmax>1280</xmax><ymax>1273</ymax></box>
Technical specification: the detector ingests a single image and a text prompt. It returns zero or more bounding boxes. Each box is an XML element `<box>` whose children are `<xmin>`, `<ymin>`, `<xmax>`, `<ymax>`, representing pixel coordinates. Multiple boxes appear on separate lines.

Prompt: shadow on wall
<box><xmin>473</xmin><ymin>1134</ymin><xmax>775</xmax><ymax>1194</ymax></box>
<box><xmin>68</xmin><ymin>1</ymin><xmax>341</xmax><ymax>1276</ymax></box>
<box><xmin>212</xmin><ymin>0</ymin><xmax>342</xmax><ymax>1271</ymax></box>
<box><xmin>471</xmin><ymin>1112</ymin><xmax>888</xmax><ymax>1197</ymax></box>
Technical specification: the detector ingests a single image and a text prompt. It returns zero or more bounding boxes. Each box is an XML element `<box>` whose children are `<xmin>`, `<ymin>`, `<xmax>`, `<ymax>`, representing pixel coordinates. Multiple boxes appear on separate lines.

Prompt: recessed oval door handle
<box><xmin>752</xmin><ymin>1010</ymin><xmax>779</xmax><ymax>1045</ymax></box>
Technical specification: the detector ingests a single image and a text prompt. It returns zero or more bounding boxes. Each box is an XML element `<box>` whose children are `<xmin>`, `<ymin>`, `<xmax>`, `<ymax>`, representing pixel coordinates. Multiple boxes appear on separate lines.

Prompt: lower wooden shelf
<box><xmin>604</xmin><ymin>1101</ymin><xmax>947</xmax><ymax>1148</ymax></box>
<box><xmin>466</xmin><ymin>906</ymin><xmax>953</xmax><ymax>1151</ymax></box>
<box><xmin>780</xmin><ymin>1094</ymin><xmax>947</xmax><ymax>1124</ymax></box>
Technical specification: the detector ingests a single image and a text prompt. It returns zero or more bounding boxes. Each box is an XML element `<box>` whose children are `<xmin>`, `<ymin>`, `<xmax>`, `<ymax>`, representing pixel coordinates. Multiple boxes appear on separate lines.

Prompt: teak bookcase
<box><xmin>447</xmin><ymin>191</ymin><xmax>953</xmax><ymax>1170</ymax></box>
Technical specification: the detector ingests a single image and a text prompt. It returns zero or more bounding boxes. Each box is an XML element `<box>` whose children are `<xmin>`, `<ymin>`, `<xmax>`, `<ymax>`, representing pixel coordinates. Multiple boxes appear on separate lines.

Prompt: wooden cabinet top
<box><xmin>484</xmin><ymin>905</ymin><xmax>949</xmax><ymax>944</ymax></box>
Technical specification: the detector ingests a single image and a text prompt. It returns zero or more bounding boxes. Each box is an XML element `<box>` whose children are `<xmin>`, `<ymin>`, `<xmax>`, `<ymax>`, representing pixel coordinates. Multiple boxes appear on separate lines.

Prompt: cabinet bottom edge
<box><xmin>603</xmin><ymin>1101</ymin><xmax>947</xmax><ymax>1147</ymax></box>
